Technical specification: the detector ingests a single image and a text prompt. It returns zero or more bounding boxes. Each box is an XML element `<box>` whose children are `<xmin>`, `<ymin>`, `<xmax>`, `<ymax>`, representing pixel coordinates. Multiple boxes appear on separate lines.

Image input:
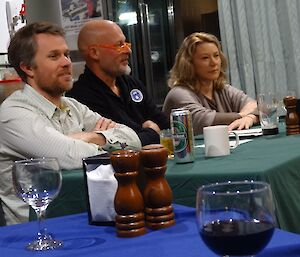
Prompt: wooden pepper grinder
<box><xmin>283</xmin><ymin>96</ymin><xmax>300</xmax><ymax>135</ymax></box>
<box><xmin>110</xmin><ymin>150</ymin><xmax>146</xmax><ymax>237</ymax></box>
<box><xmin>140</xmin><ymin>144</ymin><xmax>175</xmax><ymax>230</ymax></box>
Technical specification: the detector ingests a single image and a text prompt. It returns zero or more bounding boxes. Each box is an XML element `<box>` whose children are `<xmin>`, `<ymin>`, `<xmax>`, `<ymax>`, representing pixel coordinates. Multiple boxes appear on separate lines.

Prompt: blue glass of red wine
<box><xmin>196</xmin><ymin>181</ymin><xmax>276</xmax><ymax>257</ymax></box>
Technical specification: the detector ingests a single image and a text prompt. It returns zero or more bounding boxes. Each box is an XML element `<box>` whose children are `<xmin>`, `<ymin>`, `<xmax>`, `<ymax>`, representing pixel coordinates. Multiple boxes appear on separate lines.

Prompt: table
<box><xmin>44</xmin><ymin>168</ymin><xmax>87</xmax><ymax>218</ymax></box>
<box><xmin>46</xmin><ymin>125</ymin><xmax>300</xmax><ymax>233</ymax></box>
<box><xmin>4</xmin><ymin>205</ymin><xmax>300</xmax><ymax>257</ymax></box>
<box><xmin>167</xmin><ymin>128</ymin><xmax>300</xmax><ymax>233</ymax></box>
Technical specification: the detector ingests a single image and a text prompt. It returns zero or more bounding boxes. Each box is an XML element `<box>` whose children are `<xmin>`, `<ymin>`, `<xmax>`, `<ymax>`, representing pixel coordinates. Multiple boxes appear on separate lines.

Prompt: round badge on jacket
<box><xmin>130</xmin><ymin>89</ymin><xmax>143</xmax><ymax>103</ymax></box>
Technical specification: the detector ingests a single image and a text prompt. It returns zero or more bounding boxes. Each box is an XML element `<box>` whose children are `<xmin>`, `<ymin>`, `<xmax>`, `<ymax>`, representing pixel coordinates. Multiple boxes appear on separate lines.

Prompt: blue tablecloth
<box><xmin>1</xmin><ymin>204</ymin><xmax>300</xmax><ymax>257</ymax></box>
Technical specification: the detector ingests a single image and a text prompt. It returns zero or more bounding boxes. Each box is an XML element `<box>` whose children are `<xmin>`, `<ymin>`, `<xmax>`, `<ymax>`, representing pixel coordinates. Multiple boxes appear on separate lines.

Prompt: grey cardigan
<box><xmin>162</xmin><ymin>84</ymin><xmax>254</xmax><ymax>135</ymax></box>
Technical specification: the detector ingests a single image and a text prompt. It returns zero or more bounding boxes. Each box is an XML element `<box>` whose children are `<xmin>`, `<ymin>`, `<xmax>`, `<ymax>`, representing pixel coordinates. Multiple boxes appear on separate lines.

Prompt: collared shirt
<box><xmin>0</xmin><ymin>84</ymin><xmax>141</xmax><ymax>225</ymax></box>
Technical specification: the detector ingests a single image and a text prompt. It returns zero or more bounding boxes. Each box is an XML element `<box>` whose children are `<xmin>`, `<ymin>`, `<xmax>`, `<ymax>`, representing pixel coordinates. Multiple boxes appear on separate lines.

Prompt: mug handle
<box><xmin>229</xmin><ymin>131</ymin><xmax>239</xmax><ymax>149</ymax></box>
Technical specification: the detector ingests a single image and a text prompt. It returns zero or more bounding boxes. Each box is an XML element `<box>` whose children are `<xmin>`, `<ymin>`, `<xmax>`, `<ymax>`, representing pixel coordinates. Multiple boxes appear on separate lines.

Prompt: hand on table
<box><xmin>228</xmin><ymin>115</ymin><xmax>257</xmax><ymax>131</ymax></box>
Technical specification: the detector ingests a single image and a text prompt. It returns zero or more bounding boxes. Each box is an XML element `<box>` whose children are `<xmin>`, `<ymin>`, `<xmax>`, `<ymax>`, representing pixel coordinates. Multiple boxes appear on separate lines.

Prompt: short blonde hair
<box><xmin>168</xmin><ymin>32</ymin><xmax>227</xmax><ymax>92</ymax></box>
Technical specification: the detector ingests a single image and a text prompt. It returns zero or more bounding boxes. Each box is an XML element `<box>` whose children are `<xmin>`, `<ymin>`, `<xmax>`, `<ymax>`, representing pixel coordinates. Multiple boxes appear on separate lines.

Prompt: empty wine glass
<box><xmin>196</xmin><ymin>181</ymin><xmax>276</xmax><ymax>257</ymax></box>
<box><xmin>12</xmin><ymin>157</ymin><xmax>63</xmax><ymax>251</ymax></box>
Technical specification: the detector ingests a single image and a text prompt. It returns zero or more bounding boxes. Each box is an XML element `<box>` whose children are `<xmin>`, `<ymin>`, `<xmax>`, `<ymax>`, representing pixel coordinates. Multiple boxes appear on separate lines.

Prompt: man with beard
<box><xmin>66</xmin><ymin>20</ymin><xmax>169</xmax><ymax>146</ymax></box>
<box><xmin>0</xmin><ymin>21</ymin><xmax>141</xmax><ymax>225</ymax></box>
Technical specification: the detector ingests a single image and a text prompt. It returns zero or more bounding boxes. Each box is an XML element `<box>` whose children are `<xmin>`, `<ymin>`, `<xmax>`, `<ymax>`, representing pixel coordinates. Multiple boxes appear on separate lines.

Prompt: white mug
<box><xmin>203</xmin><ymin>125</ymin><xmax>239</xmax><ymax>157</ymax></box>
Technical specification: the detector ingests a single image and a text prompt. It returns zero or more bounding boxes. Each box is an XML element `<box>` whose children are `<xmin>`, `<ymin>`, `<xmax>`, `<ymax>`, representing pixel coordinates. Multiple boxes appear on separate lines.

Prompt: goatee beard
<box><xmin>125</xmin><ymin>65</ymin><xmax>131</xmax><ymax>75</ymax></box>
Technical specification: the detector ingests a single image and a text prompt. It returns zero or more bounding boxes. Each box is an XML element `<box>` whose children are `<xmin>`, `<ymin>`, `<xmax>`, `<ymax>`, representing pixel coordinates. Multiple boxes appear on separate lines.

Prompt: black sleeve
<box><xmin>137</xmin><ymin>127</ymin><xmax>160</xmax><ymax>146</ymax></box>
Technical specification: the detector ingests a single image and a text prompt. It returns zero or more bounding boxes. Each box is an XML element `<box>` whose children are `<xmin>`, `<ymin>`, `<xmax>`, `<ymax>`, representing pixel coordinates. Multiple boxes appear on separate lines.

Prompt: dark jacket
<box><xmin>66</xmin><ymin>67</ymin><xmax>169</xmax><ymax>146</ymax></box>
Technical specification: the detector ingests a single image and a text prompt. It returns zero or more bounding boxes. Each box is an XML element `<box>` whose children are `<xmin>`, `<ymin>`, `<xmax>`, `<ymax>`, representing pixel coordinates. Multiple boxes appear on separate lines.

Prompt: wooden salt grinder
<box><xmin>283</xmin><ymin>96</ymin><xmax>300</xmax><ymax>135</ymax></box>
<box><xmin>110</xmin><ymin>150</ymin><xmax>146</xmax><ymax>237</ymax></box>
<box><xmin>140</xmin><ymin>144</ymin><xmax>175</xmax><ymax>230</ymax></box>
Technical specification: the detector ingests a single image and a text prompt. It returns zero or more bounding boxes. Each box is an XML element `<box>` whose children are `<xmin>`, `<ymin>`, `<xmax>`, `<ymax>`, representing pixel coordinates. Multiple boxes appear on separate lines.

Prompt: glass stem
<box><xmin>35</xmin><ymin>207</ymin><xmax>49</xmax><ymax>240</ymax></box>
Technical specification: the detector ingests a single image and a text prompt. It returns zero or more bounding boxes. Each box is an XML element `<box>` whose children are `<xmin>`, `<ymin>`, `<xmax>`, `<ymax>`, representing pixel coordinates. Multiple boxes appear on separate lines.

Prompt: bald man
<box><xmin>66</xmin><ymin>20</ymin><xmax>169</xmax><ymax>146</ymax></box>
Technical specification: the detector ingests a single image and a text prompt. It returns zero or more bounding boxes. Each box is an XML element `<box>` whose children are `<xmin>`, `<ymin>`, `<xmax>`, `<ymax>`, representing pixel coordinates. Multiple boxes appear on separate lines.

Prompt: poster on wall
<box><xmin>0</xmin><ymin>0</ymin><xmax>25</xmax><ymax>54</ymax></box>
<box><xmin>61</xmin><ymin>0</ymin><xmax>103</xmax><ymax>38</ymax></box>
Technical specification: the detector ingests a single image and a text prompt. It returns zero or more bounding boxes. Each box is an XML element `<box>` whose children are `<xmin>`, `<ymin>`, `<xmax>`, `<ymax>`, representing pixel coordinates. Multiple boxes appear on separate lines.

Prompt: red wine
<box><xmin>200</xmin><ymin>219</ymin><xmax>274</xmax><ymax>256</ymax></box>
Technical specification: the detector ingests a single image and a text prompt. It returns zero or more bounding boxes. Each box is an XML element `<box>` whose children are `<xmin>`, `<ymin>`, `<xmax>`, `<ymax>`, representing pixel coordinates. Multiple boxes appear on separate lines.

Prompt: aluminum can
<box><xmin>170</xmin><ymin>108</ymin><xmax>195</xmax><ymax>163</ymax></box>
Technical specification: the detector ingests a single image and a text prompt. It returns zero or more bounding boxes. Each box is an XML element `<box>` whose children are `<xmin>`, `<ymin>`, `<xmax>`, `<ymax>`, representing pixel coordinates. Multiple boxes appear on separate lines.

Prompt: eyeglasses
<box><xmin>88</xmin><ymin>42</ymin><xmax>131</xmax><ymax>53</ymax></box>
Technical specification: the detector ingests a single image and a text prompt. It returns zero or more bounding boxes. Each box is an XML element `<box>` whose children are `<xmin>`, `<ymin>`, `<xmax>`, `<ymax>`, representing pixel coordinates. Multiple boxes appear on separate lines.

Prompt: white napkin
<box><xmin>195</xmin><ymin>139</ymin><xmax>253</xmax><ymax>148</ymax></box>
<box><xmin>87</xmin><ymin>164</ymin><xmax>117</xmax><ymax>221</ymax></box>
<box><xmin>230</xmin><ymin>128</ymin><xmax>263</xmax><ymax>137</ymax></box>
<box><xmin>229</xmin><ymin>139</ymin><xmax>252</xmax><ymax>147</ymax></box>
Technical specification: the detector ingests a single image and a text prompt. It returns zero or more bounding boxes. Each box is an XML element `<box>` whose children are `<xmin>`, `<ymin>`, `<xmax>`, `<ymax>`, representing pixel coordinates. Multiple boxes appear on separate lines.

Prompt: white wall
<box><xmin>0</xmin><ymin>0</ymin><xmax>25</xmax><ymax>53</ymax></box>
<box><xmin>0</xmin><ymin>2</ymin><xmax>10</xmax><ymax>53</ymax></box>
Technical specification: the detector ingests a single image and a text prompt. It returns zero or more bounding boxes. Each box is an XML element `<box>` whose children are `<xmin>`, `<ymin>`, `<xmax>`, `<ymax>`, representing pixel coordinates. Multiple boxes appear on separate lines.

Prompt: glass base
<box><xmin>262</xmin><ymin>127</ymin><xmax>279</xmax><ymax>135</ymax></box>
<box><xmin>26</xmin><ymin>238</ymin><xmax>63</xmax><ymax>251</ymax></box>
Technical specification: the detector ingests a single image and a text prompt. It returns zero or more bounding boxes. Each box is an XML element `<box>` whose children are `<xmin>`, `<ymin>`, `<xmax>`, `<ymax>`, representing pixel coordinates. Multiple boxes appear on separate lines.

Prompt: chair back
<box><xmin>0</xmin><ymin>199</ymin><xmax>6</xmax><ymax>226</ymax></box>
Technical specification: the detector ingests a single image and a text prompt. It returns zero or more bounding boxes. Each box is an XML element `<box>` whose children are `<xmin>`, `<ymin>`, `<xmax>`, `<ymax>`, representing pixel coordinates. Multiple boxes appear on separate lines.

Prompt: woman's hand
<box><xmin>239</xmin><ymin>101</ymin><xmax>258</xmax><ymax>117</ymax></box>
<box><xmin>228</xmin><ymin>115</ymin><xmax>257</xmax><ymax>131</ymax></box>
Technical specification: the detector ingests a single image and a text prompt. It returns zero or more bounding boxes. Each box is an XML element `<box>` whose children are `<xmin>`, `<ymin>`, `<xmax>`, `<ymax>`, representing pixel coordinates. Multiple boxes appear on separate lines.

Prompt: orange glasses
<box><xmin>88</xmin><ymin>42</ymin><xmax>132</xmax><ymax>53</ymax></box>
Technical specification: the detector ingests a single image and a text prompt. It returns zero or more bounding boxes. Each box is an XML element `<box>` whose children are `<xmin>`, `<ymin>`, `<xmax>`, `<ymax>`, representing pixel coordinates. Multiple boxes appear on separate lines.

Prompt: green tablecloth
<box><xmin>39</xmin><ymin>169</ymin><xmax>87</xmax><ymax>219</ymax></box>
<box><xmin>167</xmin><ymin>128</ymin><xmax>300</xmax><ymax>233</ymax></box>
<box><xmin>45</xmin><ymin>125</ymin><xmax>300</xmax><ymax>233</ymax></box>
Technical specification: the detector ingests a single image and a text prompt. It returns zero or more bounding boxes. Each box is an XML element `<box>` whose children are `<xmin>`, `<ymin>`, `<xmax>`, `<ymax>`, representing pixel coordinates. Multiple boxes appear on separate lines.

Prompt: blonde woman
<box><xmin>163</xmin><ymin>32</ymin><xmax>258</xmax><ymax>135</ymax></box>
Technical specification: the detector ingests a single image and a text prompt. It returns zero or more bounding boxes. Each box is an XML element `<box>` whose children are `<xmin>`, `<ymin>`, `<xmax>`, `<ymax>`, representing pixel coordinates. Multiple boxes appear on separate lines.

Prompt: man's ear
<box><xmin>88</xmin><ymin>47</ymin><xmax>100</xmax><ymax>61</ymax></box>
<box><xmin>20</xmin><ymin>62</ymin><xmax>34</xmax><ymax>78</ymax></box>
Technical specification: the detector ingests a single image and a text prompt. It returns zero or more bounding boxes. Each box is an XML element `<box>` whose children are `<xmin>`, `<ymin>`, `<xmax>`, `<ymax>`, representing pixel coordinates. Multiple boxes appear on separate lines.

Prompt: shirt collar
<box><xmin>23</xmin><ymin>84</ymin><xmax>67</xmax><ymax>119</ymax></box>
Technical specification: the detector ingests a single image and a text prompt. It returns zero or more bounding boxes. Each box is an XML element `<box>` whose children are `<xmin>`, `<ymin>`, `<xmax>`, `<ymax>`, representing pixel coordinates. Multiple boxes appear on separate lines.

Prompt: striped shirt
<box><xmin>0</xmin><ymin>84</ymin><xmax>141</xmax><ymax>225</ymax></box>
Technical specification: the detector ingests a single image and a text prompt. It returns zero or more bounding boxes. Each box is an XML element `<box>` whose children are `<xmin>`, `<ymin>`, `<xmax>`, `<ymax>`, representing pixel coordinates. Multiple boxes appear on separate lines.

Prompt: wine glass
<box><xmin>196</xmin><ymin>181</ymin><xmax>276</xmax><ymax>257</ymax></box>
<box><xmin>12</xmin><ymin>157</ymin><xmax>63</xmax><ymax>251</ymax></box>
